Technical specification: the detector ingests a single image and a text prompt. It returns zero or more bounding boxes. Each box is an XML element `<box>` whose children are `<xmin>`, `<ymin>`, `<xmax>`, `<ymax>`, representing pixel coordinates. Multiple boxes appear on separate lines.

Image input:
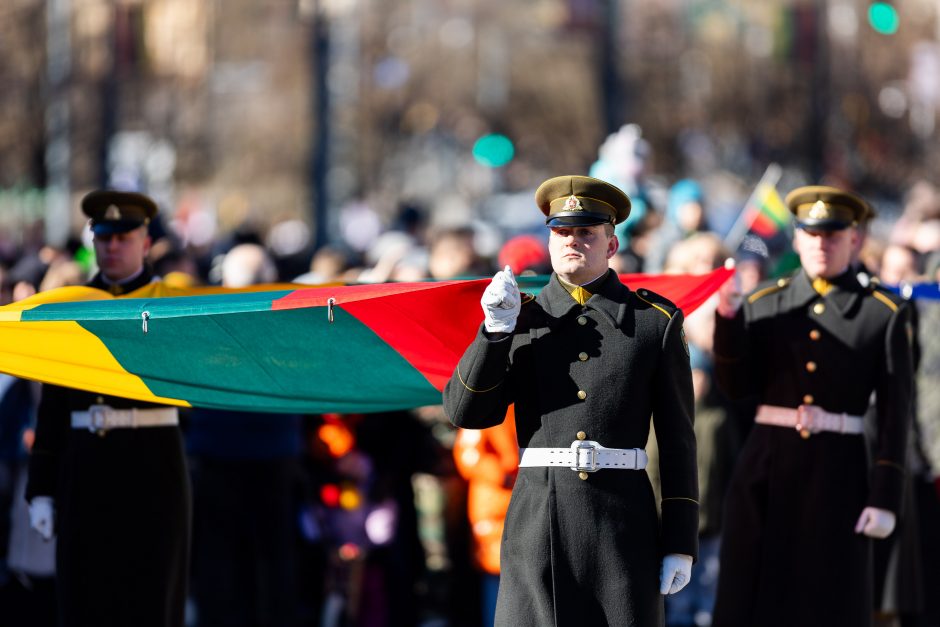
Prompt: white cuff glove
<box><xmin>854</xmin><ymin>506</ymin><xmax>896</xmax><ymax>539</ymax></box>
<box><xmin>28</xmin><ymin>496</ymin><xmax>55</xmax><ymax>541</ymax></box>
<box><xmin>660</xmin><ymin>553</ymin><xmax>693</xmax><ymax>595</ymax></box>
<box><xmin>481</xmin><ymin>265</ymin><xmax>521</xmax><ymax>333</ymax></box>
<box><xmin>716</xmin><ymin>259</ymin><xmax>742</xmax><ymax>319</ymax></box>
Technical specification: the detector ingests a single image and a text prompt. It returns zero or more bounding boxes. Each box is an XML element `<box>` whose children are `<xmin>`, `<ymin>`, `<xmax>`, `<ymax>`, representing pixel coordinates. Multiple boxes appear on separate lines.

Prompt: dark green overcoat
<box><xmin>712</xmin><ymin>270</ymin><xmax>913</xmax><ymax>627</ymax></box>
<box><xmin>26</xmin><ymin>269</ymin><xmax>191</xmax><ymax>627</ymax></box>
<box><xmin>443</xmin><ymin>271</ymin><xmax>699</xmax><ymax>627</ymax></box>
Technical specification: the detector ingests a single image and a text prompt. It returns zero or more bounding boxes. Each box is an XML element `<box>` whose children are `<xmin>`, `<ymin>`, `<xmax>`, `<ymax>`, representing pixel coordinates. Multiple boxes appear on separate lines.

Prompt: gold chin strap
<box><xmin>811</xmin><ymin>277</ymin><xmax>834</xmax><ymax>296</ymax></box>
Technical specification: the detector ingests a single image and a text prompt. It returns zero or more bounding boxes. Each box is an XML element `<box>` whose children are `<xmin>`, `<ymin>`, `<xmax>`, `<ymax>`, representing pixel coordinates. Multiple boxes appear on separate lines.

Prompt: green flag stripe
<box><xmin>79</xmin><ymin>305</ymin><xmax>440</xmax><ymax>413</ymax></box>
<box><xmin>21</xmin><ymin>290</ymin><xmax>294</xmax><ymax>322</ymax></box>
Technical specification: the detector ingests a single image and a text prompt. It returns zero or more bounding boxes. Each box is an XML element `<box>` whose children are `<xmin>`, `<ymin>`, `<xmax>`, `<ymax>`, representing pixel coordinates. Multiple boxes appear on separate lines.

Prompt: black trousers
<box><xmin>190</xmin><ymin>457</ymin><xmax>298</xmax><ymax>627</ymax></box>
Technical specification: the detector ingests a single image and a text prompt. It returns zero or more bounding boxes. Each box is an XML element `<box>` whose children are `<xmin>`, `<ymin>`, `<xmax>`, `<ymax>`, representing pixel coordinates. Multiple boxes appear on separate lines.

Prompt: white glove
<box><xmin>660</xmin><ymin>553</ymin><xmax>693</xmax><ymax>595</ymax></box>
<box><xmin>481</xmin><ymin>265</ymin><xmax>521</xmax><ymax>333</ymax></box>
<box><xmin>28</xmin><ymin>496</ymin><xmax>55</xmax><ymax>541</ymax></box>
<box><xmin>854</xmin><ymin>506</ymin><xmax>896</xmax><ymax>539</ymax></box>
<box><xmin>716</xmin><ymin>258</ymin><xmax>742</xmax><ymax>319</ymax></box>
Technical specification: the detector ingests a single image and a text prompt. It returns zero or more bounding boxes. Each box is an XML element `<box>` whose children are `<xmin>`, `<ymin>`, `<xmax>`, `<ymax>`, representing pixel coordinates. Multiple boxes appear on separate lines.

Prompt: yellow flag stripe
<box><xmin>0</xmin><ymin>319</ymin><xmax>190</xmax><ymax>407</ymax></box>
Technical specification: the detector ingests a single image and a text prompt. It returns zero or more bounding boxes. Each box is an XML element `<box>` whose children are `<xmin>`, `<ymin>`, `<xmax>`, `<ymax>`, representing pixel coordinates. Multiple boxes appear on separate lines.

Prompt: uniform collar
<box><xmin>557</xmin><ymin>271</ymin><xmax>609</xmax><ymax>305</ymax></box>
<box><xmin>540</xmin><ymin>270</ymin><xmax>628</xmax><ymax>329</ymax></box>
<box><xmin>788</xmin><ymin>269</ymin><xmax>862</xmax><ymax>315</ymax></box>
<box><xmin>89</xmin><ymin>266</ymin><xmax>155</xmax><ymax>296</ymax></box>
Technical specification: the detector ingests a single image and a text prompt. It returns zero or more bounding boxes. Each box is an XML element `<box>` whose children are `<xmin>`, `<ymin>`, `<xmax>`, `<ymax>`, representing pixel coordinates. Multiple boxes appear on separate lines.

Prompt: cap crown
<box><xmin>82</xmin><ymin>190</ymin><xmax>158</xmax><ymax>234</ymax></box>
<box><xmin>535</xmin><ymin>175</ymin><xmax>631</xmax><ymax>227</ymax></box>
<box><xmin>784</xmin><ymin>185</ymin><xmax>870</xmax><ymax>231</ymax></box>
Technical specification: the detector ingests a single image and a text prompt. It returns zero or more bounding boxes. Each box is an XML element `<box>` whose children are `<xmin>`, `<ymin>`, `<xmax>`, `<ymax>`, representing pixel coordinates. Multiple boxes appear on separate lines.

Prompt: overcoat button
<box><xmin>577</xmin><ymin>390</ymin><xmax>587</xmax><ymax>400</ymax></box>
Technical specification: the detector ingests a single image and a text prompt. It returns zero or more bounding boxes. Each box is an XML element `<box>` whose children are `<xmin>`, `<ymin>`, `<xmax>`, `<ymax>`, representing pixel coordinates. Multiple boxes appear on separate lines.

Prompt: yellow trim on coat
<box><xmin>870</xmin><ymin>290</ymin><xmax>899</xmax><ymax>312</ymax></box>
<box><xmin>747</xmin><ymin>283</ymin><xmax>786</xmax><ymax>304</ymax></box>
<box><xmin>456</xmin><ymin>365</ymin><xmax>504</xmax><ymax>393</ymax></box>
<box><xmin>875</xmin><ymin>459</ymin><xmax>905</xmax><ymax>472</ymax></box>
<box><xmin>635</xmin><ymin>293</ymin><xmax>672</xmax><ymax>320</ymax></box>
<box><xmin>662</xmin><ymin>496</ymin><xmax>700</xmax><ymax>505</ymax></box>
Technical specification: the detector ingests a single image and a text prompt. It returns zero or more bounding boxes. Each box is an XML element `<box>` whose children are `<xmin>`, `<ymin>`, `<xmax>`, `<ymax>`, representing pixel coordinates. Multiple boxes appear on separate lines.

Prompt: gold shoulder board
<box><xmin>747</xmin><ymin>279</ymin><xmax>788</xmax><ymax>304</ymax></box>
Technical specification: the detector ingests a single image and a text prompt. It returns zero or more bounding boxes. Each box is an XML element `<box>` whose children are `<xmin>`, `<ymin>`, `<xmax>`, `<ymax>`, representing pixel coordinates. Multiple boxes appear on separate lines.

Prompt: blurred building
<box><xmin>1</xmin><ymin>0</ymin><xmax>939</xmax><ymax>245</ymax></box>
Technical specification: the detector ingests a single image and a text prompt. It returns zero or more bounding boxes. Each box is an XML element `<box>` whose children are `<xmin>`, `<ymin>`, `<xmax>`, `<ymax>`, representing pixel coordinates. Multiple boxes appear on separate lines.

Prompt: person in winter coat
<box><xmin>711</xmin><ymin>186</ymin><xmax>914</xmax><ymax>627</ymax></box>
<box><xmin>444</xmin><ymin>175</ymin><xmax>699</xmax><ymax>627</ymax></box>
<box><xmin>26</xmin><ymin>190</ymin><xmax>190</xmax><ymax>627</ymax></box>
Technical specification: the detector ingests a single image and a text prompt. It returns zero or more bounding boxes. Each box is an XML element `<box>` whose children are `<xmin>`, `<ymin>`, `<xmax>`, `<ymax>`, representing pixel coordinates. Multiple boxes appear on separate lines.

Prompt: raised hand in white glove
<box><xmin>854</xmin><ymin>506</ymin><xmax>896</xmax><ymax>539</ymax></box>
<box><xmin>660</xmin><ymin>553</ymin><xmax>693</xmax><ymax>595</ymax></box>
<box><xmin>481</xmin><ymin>265</ymin><xmax>521</xmax><ymax>333</ymax></box>
<box><xmin>716</xmin><ymin>258</ymin><xmax>742</xmax><ymax>319</ymax></box>
<box><xmin>28</xmin><ymin>496</ymin><xmax>55</xmax><ymax>541</ymax></box>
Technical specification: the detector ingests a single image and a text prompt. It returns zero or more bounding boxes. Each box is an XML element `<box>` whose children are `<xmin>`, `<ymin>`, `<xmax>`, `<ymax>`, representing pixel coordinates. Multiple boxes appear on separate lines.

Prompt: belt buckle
<box><xmin>795</xmin><ymin>404</ymin><xmax>817</xmax><ymax>439</ymax></box>
<box><xmin>88</xmin><ymin>404</ymin><xmax>112</xmax><ymax>436</ymax></box>
<box><xmin>570</xmin><ymin>440</ymin><xmax>599</xmax><ymax>473</ymax></box>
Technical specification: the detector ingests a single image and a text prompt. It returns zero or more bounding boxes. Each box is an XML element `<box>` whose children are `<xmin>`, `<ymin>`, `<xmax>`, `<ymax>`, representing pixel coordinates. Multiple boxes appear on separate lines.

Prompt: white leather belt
<box><xmin>755</xmin><ymin>404</ymin><xmax>864</xmax><ymax>437</ymax></box>
<box><xmin>518</xmin><ymin>440</ymin><xmax>648</xmax><ymax>473</ymax></box>
<box><xmin>71</xmin><ymin>405</ymin><xmax>179</xmax><ymax>433</ymax></box>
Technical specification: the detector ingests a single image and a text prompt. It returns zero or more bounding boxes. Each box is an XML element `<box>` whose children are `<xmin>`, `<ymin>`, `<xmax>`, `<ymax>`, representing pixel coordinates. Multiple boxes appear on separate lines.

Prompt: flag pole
<box><xmin>723</xmin><ymin>163</ymin><xmax>783</xmax><ymax>252</ymax></box>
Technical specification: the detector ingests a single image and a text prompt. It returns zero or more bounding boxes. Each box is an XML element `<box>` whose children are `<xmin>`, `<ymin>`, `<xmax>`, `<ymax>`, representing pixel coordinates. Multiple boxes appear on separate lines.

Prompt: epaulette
<box><xmin>747</xmin><ymin>277</ymin><xmax>790</xmax><ymax>304</ymax></box>
<box><xmin>634</xmin><ymin>287</ymin><xmax>677</xmax><ymax>320</ymax></box>
<box><xmin>868</xmin><ymin>283</ymin><xmax>902</xmax><ymax>313</ymax></box>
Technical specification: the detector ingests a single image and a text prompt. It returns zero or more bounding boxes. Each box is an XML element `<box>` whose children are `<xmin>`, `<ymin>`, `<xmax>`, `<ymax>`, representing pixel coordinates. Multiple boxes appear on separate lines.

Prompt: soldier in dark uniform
<box><xmin>26</xmin><ymin>190</ymin><xmax>190</xmax><ymax>627</ymax></box>
<box><xmin>711</xmin><ymin>186</ymin><xmax>914</xmax><ymax>627</ymax></box>
<box><xmin>443</xmin><ymin>175</ymin><xmax>699</xmax><ymax>627</ymax></box>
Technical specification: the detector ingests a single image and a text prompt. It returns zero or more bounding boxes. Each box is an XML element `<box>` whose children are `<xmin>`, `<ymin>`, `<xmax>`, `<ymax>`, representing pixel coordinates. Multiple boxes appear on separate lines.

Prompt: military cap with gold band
<box><xmin>81</xmin><ymin>189</ymin><xmax>158</xmax><ymax>235</ymax></box>
<box><xmin>535</xmin><ymin>175</ymin><xmax>631</xmax><ymax>227</ymax></box>
<box><xmin>784</xmin><ymin>185</ymin><xmax>872</xmax><ymax>232</ymax></box>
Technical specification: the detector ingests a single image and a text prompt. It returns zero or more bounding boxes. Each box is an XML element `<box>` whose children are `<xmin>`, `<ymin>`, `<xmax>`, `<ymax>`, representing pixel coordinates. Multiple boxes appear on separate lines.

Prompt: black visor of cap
<box><xmin>91</xmin><ymin>218</ymin><xmax>146</xmax><ymax>235</ymax></box>
<box><xmin>796</xmin><ymin>220</ymin><xmax>851</xmax><ymax>232</ymax></box>
<box><xmin>545</xmin><ymin>211</ymin><xmax>613</xmax><ymax>227</ymax></box>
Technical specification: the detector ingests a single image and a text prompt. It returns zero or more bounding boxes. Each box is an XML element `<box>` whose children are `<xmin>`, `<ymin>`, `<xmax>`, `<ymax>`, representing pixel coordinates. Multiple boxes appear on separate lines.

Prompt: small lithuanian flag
<box><xmin>748</xmin><ymin>183</ymin><xmax>790</xmax><ymax>238</ymax></box>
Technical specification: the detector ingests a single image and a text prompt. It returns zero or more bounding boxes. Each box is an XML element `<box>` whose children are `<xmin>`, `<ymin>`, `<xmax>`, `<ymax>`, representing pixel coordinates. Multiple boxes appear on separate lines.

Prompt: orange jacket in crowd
<box><xmin>453</xmin><ymin>406</ymin><xmax>518</xmax><ymax>575</ymax></box>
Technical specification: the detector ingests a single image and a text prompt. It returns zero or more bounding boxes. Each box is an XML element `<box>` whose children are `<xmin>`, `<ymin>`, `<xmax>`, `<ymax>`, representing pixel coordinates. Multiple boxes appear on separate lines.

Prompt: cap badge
<box><xmin>564</xmin><ymin>195</ymin><xmax>584</xmax><ymax>212</ymax></box>
<box><xmin>808</xmin><ymin>200</ymin><xmax>829</xmax><ymax>220</ymax></box>
<box><xmin>104</xmin><ymin>204</ymin><xmax>122</xmax><ymax>220</ymax></box>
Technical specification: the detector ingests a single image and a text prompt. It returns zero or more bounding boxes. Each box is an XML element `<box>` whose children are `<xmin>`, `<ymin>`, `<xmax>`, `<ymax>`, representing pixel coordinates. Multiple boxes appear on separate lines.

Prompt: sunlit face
<box><xmin>92</xmin><ymin>226</ymin><xmax>151</xmax><ymax>282</ymax></box>
<box><xmin>793</xmin><ymin>226</ymin><xmax>857</xmax><ymax>279</ymax></box>
<box><xmin>548</xmin><ymin>224</ymin><xmax>618</xmax><ymax>285</ymax></box>
<box><xmin>879</xmin><ymin>245</ymin><xmax>918</xmax><ymax>285</ymax></box>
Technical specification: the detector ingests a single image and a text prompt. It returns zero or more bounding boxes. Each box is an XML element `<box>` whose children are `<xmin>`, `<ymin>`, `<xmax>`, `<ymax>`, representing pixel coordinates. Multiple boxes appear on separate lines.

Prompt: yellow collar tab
<box><xmin>559</xmin><ymin>277</ymin><xmax>593</xmax><ymax>305</ymax></box>
<box><xmin>811</xmin><ymin>277</ymin><xmax>834</xmax><ymax>296</ymax></box>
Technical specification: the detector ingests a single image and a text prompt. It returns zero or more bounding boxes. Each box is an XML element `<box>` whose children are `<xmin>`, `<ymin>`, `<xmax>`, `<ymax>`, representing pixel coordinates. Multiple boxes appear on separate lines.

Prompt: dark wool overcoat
<box><xmin>26</xmin><ymin>269</ymin><xmax>191</xmax><ymax>627</ymax></box>
<box><xmin>711</xmin><ymin>270</ymin><xmax>913</xmax><ymax>627</ymax></box>
<box><xmin>443</xmin><ymin>271</ymin><xmax>699</xmax><ymax>627</ymax></box>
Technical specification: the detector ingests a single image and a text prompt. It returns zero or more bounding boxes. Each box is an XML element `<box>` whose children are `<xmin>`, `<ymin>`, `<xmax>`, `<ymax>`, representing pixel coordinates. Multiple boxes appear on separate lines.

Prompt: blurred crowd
<box><xmin>2</xmin><ymin>144</ymin><xmax>940</xmax><ymax>627</ymax></box>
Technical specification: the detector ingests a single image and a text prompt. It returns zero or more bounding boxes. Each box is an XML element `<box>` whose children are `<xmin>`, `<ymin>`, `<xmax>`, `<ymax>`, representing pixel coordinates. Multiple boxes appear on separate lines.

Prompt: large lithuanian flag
<box><xmin>0</xmin><ymin>268</ymin><xmax>732</xmax><ymax>413</ymax></box>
